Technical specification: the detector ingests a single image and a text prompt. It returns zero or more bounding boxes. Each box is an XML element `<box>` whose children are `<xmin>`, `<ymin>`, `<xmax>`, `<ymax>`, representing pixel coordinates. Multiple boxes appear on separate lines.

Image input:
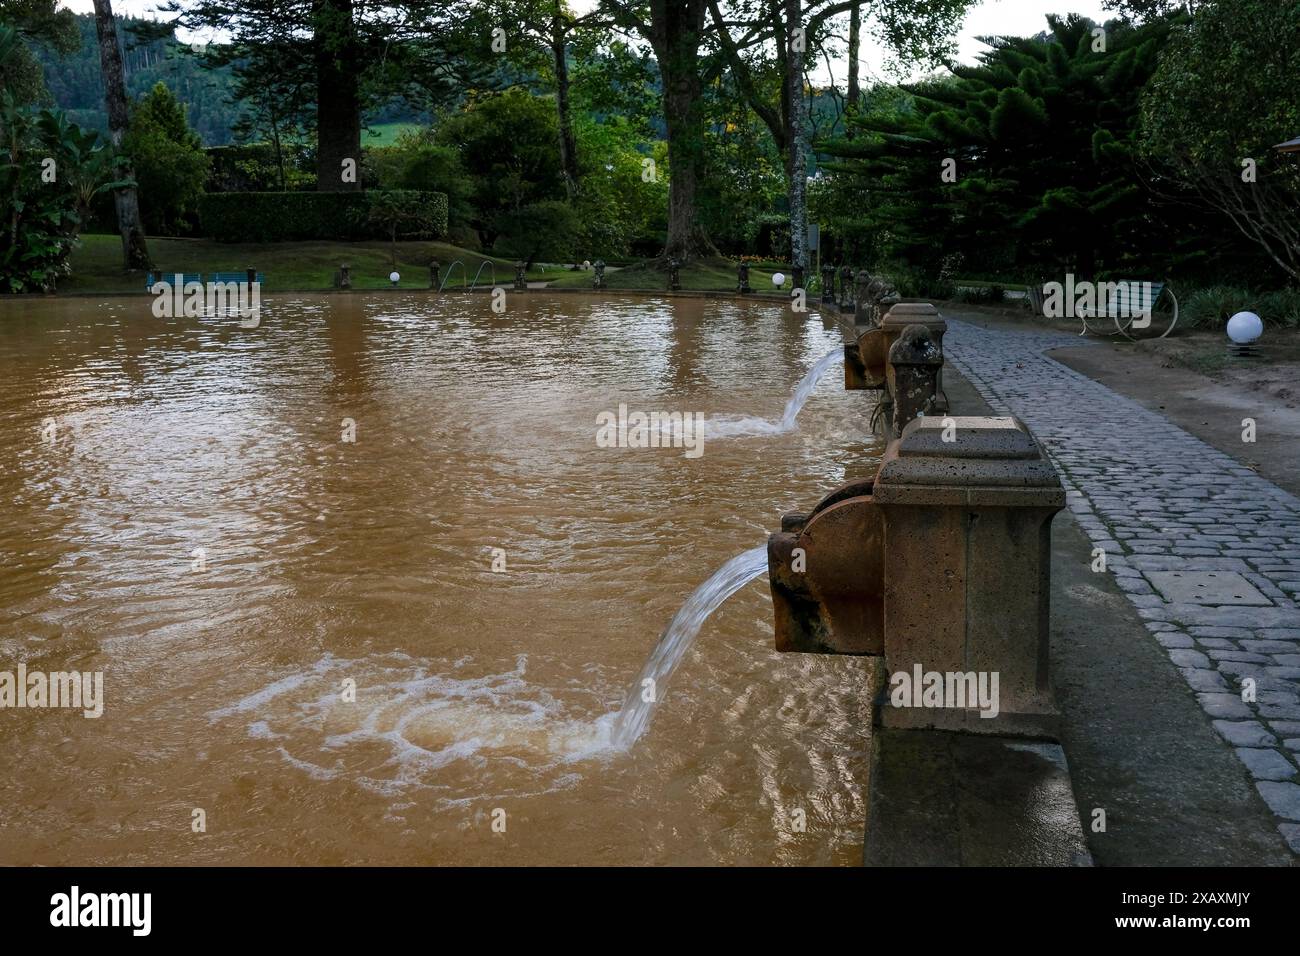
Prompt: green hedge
<box><xmin>198</xmin><ymin>190</ymin><xmax>448</xmax><ymax>243</ymax></box>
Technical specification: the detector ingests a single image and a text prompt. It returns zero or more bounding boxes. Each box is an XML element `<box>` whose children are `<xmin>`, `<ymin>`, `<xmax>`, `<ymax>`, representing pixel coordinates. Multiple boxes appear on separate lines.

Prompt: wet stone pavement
<box><xmin>942</xmin><ymin>317</ymin><xmax>1300</xmax><ymax>855</ymax></box>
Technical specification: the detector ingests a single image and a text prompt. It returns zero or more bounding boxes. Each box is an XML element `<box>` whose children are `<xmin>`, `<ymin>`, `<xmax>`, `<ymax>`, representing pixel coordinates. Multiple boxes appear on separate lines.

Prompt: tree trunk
<box><xmin>91</xmin><ymin>0</ymin><xmax>151</xmax><ymax>271</ymax></box>
<box><xmin>785</xmin><ymin>0</ymin><xmax>809</xmax><ymax>276</ymax></box>
<box><xmin>847</xmin><ymin>4</ymin><xmax>861</xmax><ymax>113</ymax></box>
<box><xmin>314</xmin><ymin>0</ymin><xmax>362</xmax><ymax>192</ymax></box>
<box><xmin>552</xmin><ymin>7</ymin><xmax>579</xmax><ymax>200</ymax></box>
<box><xmin>270</xmin><ymin>112</ymin><xmax>286</xmax><ymax>190</ymax></box>
<box><xmin>655</xmin><ymin>0</ymin><xmax>712</xmax><ymax>263</ymax></box>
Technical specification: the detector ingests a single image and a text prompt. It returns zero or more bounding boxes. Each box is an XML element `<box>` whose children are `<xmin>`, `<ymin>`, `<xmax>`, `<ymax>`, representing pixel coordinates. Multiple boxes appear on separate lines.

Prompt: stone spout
<box><xmin>767</xmin><ymin>478</ymin><xmax>885</xmax><ymax>656</ymax></box>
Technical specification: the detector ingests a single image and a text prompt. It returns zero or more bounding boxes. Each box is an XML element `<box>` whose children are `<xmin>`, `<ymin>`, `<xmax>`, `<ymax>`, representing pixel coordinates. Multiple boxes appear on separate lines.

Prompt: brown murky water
<box><xmin>0</xmin><ymin>292</ymin><xmax>881</xmax><ymax>865</ymax></box>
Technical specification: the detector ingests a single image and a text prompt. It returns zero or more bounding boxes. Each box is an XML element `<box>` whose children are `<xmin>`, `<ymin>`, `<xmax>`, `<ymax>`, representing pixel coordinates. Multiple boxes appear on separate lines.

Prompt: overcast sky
<box><xmin>58</xmin><ymin>0</ymin><xmax>1117</xmax><ymax>79</ymax></box>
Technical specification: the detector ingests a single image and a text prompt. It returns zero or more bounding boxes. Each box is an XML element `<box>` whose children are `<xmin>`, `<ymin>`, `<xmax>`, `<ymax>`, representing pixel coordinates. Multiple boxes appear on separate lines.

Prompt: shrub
<box><xmin>205</xmin><ymin>142</ymin><xmax>315</xmax><ymax>193</ymax></box>
<box><xmin>1255</xmin><ymin>288</ymin><xmax>1300</xmax><ymax>328</ymax></box>
<box><xmin>492</xmin><ymin>200</ymin><xmax>581</xmax><ymax>267</ymax></box>
<box><xmin>125</xmin><ymin>83</ymin><xmax>210</xmax><ymax>235</ymax></box>
<box><xmin>888</xmin><ymin>262</ymin><xmax>957</xmax><ymax>301</ymax></box>
<box><xmin>198</xmin><ymin>190</ymin><xmax>448</xmax><ymax>243</ymax></box>
<box><xmin>1181</xmin><ymin>285</ymin><xmax>1258</xmax><ymax>330</ymax></box>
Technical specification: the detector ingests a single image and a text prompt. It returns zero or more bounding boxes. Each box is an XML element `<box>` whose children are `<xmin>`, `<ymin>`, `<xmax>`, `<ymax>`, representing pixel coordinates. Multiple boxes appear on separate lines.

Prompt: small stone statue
<box><xmin>514</xmin><ymin>262</ymin><xmax>526</xmax><ymax>291</ymax></box>
<box><xmin>593</xmin><ymin>259</ymin><xmax>606</xmax><ymax>290</ymax></box>
<box><xmin>854</xmin><ymin>269</ymin><xmax>899</xmax><ymax>327</ymax></box>
<box><xmin>339</xmin><ymin>263</ymin><xmax>351</xmax><ymax>290</ymax></box>
<box><xmin>820</xmin><ymin>264</ymin><xmax>837</xmax><ymax>304</ymax></box>
<box><xmin>839</xmin><ymin>265</ymin><xmax>854</xmax><ymax>312</ymax></box>
<box><xmin>737</xmin><ymin>261</ymin><xmax>752</xmax><ymax>294</ymax></box>
<box><xmin>669</xmin><ymin>258</ymin><xmax>682</xmax><ymax>291</ymax></box>
<box><xmin>429</xmin><ymin>260</ymin><xmax>440</xmax><ymax>289</ymax></box>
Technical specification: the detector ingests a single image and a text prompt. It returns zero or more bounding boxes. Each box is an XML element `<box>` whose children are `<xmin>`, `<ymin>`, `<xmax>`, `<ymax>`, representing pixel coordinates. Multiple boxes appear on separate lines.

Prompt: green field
<box><xmin>360</xmin><ymin>122</ymin><xmax>422</xmax><ymax>147</ymax></box>
<box><xmin>545</xmin><ymin>257</ymin><xmax>788</xmax><ymax>293</ymax></box>
<box><xmin>61</xmin><ymin>237</ymin><xmax>803</xmax><ymax>296</ymax></box>
<box><xmin>63</xmin><ymin>234</ymin><xmax>549</xmax><ymax>293</ymax></box>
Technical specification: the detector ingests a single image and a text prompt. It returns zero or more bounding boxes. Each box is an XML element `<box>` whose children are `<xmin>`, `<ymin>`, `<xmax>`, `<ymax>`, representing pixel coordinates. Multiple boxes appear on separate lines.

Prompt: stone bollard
<box><xmin>853</xmin><ymin>271</ymin><xmax>872</xmax><ymax>325</ymax></box>
<box><xmin>593</xmin><ymin>259</ymin><xmax>605</xmax><ymax>290</ymax></box>
<box><xmin>839</xmin><ymin>265</ymin><xmax>854</xmax><ymax>313</ymax></box>
<box><xmin>886</xmin><ymin>325</ymin><xmax>943</xmax><ymax>438</ymax></box>
<box><xmin>853</xmin><ymin>271</ymin><xmax>900</xmax><ymax>328</ymax></box>
<box><xmin>737</xmin><ymin>262</ymin><xmax>751</xmax><ymax>294</ymax></box>
<box><xmin>514</xmin><ymin>262</ymin><xmax>526</xmax><ymax>291</ymax></box>
<box><xmin>820</xmin><ymin>264</ymin><xmax>837</xmax><ymax>304</ymax></box>
<box><xmin>430</xmin><ymin>261</ymin><xmax>440</xmax><ymax>289</ymax></box>
<box><xmin>669</xmin><ymin>258</ymin><xmax>682</xmax><ymax>291</ymax></box>
<box><xmin>847</xmin><ymin>303</ymin><xmax>949</xmax><ymax>416</ymax></box>
<box><xmin>339</xmin><ymin>263</ymin><xmax>351</xmax><ymax>290</ymax></box>
<box><xmin>765</xmin><ymin>415</ymin><xmax>1065</xmax><ymax>737</ymax></box>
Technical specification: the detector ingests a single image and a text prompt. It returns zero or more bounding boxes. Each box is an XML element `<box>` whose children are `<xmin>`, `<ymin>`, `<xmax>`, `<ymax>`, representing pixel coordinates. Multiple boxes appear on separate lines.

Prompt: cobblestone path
<box><xmin>944</xmin><ymin>318</ymin><xmax>1300</xmax><ymax>854</ymax></box>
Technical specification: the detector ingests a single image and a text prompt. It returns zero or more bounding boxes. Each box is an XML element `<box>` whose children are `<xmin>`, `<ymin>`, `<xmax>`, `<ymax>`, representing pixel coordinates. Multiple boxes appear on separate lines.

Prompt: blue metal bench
<box><xmin>209</xmin><ymin>272</ymin><xmax>265</xmax><ymax>285</ymax></box>
<box><xmin>146</xmin><ymin>272</ymin><xmax>202</xmax><ymax>290</ymax></box>
<box><xmin>145</xmin><ymin>272</ymin><xmax>265</xmax><ymax>291</ymax></box>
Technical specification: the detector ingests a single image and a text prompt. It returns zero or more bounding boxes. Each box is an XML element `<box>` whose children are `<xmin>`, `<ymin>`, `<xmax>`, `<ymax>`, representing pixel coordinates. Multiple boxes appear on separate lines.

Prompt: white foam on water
<box><xmin>209</xmin><ymin>652</ymin><xmax>622</xmax><ymax>803</ymax></box>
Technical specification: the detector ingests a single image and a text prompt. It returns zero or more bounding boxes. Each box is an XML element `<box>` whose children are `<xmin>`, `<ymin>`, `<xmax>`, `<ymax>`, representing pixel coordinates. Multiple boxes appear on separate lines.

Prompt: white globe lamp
<box><xmin>1226</xmin><ymin>311</ymin><xmax>1263</xmax><ymax>345</ymax></box>
<box><xmin>389</xmin><ymin>271</ymin><xmax>400</xmax><ymax>287</ymax></box>
<box><xmin>772</xmin><ymin>272</ymin><xmax>786</xmax><ymax>288</ymax></box>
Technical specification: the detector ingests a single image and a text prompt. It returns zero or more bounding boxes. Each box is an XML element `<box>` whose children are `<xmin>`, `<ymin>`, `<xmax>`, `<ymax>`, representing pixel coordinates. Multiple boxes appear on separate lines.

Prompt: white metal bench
<box><xmin>1076</xmin><ymin>280</ymin><xmax>1178</xmax><ymax>339</ymax></box>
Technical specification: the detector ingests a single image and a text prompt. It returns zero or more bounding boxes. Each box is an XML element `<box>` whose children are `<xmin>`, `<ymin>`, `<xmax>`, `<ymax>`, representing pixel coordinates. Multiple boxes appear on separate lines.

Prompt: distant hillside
<box><xmin>32</xmin><ymin>15</ymin><xmax>241</xmax><ymax>145</ymax></box>
<box><xmin>32</xmin><ymin>14</ymin><xmax>429</xmax><ymax>147</ymax></box>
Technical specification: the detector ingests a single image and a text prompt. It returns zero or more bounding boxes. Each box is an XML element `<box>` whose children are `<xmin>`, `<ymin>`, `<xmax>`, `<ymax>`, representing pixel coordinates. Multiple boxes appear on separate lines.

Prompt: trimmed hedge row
<box><xmin>198</xmin><ymin>190</ymin><xmax>448</xmax><ymax>243</ymax></box>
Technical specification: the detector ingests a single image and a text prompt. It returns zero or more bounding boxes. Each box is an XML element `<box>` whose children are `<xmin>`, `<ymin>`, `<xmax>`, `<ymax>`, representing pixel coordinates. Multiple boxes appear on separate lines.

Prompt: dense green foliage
<box><xmin>30</xmin><ymin>14</ymin><xmax>241</xmax><ymax>144</ymax></box>
<box><xmin>818</xmin><ymin>15</ymin><xmax>1186</xmax><ymax>290</ymax></box>
<box><xmin>0</xmin><ymin>0</ymin><xmax>78</xmax><ymax>106</ymax></box>
<box><xmin>1139</xmin><ymin>0</ymin><xmax>1300</xmax><ymax>281</ymax></box>
<box><xmin>199</xmin><ymin>189</ymin><xmax>448</xmax><ymax>243</ymax></box>
<box><xmin>124</xmin><ymin>82</ymin><xmax>210</xmax><ymax>234</ymax></box>
<box><xmin>1</xmin><ymin>87</ymin><xmax>124</xmax><ymax>291</ymax></box>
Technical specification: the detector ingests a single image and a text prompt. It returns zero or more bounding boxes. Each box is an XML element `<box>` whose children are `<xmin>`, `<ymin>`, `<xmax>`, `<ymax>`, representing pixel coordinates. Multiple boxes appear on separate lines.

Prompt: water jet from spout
<box><xmin>706</xmin><ymin>348</ymin><xmax>843</xmax><ymax>438</ymax></box>
<box><xmin>611</xmin><ymin>545</ymin><xmax>769</xmax><ymax>746</ymax></box>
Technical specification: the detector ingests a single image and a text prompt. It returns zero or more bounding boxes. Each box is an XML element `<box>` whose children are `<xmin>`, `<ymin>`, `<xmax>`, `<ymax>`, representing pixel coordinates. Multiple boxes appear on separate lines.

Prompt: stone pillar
<box><xmin>853</xmin><ymin>271</ymin><xmax>872</xmax><ymax>325</ymax></box>
<box><xmin>593</xmin><ymin>259</ymin><xmax>606</xmax><ymax>290</ymax></box>
<box><xmin>872</xmin><ymin>416</ymin><xmax>1065</xmax><ymax>736</ymax></box>
<box><xmin>339</xmin><ymin>263</ymin><xmax>351</xmax><ymax>290</ymax></box>
<box><xmin>820</xmin><ymin>263</ymin><xmax>837</xmax><ymax>304</ymax></box>
<box><xmin>668</xmin><ymin>258</ymin><xmax>682</xmax><ymax>291</ymax></box>
<box><xmin>886</xmin><ymin>325</ymin><xmax>943</xmax><ymax>438</ymax></box>
<box><xmin>737</xmin><ymin>262</ymin><xmax>751</xmax><ymax>294</ymax></box>
<box><xmin>839</xmin><ymin>265</ymin><xmax>854</xmax><ymax>312</ymax></box>
<box><xmin>880</xmin><ymin>302</ymin><xmax>948</xmax><ymax>415</ymax></box>
<box><xmin>514</xmin><ymin>263</ymin><xmax>526</xmax><ymax>291</ymax></box>
<box><xmin>430</xmin><ymin>261</ymin><xmax>440</xmax><ymax>289</ymax></box>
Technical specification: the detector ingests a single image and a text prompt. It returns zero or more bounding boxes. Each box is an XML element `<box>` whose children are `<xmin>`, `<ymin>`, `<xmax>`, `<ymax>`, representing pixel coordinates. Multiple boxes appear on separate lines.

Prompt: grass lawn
<box><xmin>545</xmin><ymin>256</ymin><xmax>788</xmax><ymax>293</ymax></box>
<box><xmin>360</xmin><ymin>122</ymin><xmax>422</xmax><ymax>147</ymax></box>
<box><xmin>62</xmin><ymin>235</ymin><xmax>551</xmax><ymax>293</ymax></box>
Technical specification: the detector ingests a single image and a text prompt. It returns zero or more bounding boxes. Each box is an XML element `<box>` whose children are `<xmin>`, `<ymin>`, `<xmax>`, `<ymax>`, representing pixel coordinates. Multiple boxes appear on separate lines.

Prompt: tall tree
<box><xmin>1140</xmin><ymin>0</ymin><xmax>1300</xmax><ymax>281</ymax></box>
<box><xmin>0</xmin><ymin>0</ymin><xmax>79</xmax><ymax>105</ymax></box>
<box><xmin>602</xmin><ymin>0</ymin><xmax>719</xmax><ymax>262</ymax></box>
<box><xmin>90</xmin><ymin>0</ymin><xmax>151</xmax><ymax>270</ymax></box>
<box><xmin>312</xmin><ymin>0</ymin><xmax>361</xmax><ymax>191</ymax></box>
<box><xmin>846</xmin><ymin>3</ymin><xmax>860</xmax><ymax>110</ymax></box>
<box><xmin>818</xmin><ymin>15</ymin><xmax>1185</xmax><ymax>283</ymax></box>
<box><xmin>166</xmin><ymin>0</ymin><xmax>486</xmax><ymax>192</ymax></box>
<box><xmin>710</xmin><ymin>0</ymin><xmax>973</xmax><ymax>276</ymax></box>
